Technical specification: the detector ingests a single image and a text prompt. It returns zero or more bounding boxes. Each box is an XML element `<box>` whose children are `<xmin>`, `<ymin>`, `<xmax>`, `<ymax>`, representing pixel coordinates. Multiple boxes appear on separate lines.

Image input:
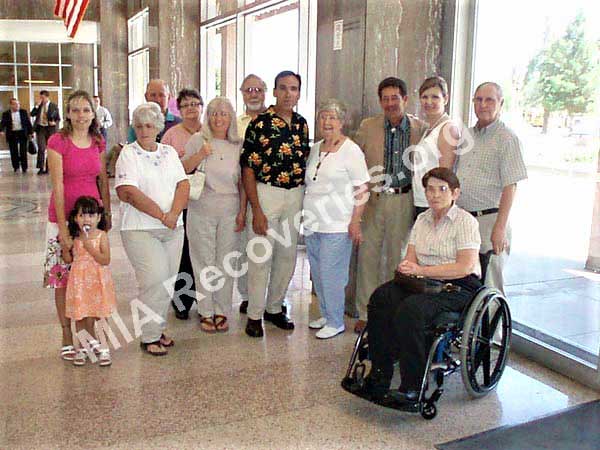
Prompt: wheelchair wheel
<box><xmin>460</xmin><ymin>288</ymin><xmax>511</xmax><ymax>398</ymax></box>
<box><xmin>420</xmin><ymin>401</ymin><xmax>437</xmax><ymax>420</ymax></box>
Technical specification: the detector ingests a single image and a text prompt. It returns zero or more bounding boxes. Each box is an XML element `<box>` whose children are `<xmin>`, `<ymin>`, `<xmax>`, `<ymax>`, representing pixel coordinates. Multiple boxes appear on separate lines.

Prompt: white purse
<box><xmin>188</xmin><ymin>159</ymin><xmax>206</xmax><ymax>201</ymax></box>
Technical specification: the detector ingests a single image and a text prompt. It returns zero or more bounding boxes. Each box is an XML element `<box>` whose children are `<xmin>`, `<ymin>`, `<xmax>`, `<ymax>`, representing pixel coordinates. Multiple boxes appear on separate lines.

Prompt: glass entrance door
<box><xmin>469</xmin><ymin>0</ymin><xmax>600</xmax><ymax>388</ymax></box>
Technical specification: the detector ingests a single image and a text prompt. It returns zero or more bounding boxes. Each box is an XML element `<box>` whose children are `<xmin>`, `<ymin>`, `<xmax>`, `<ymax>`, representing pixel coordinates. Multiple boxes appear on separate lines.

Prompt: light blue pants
<box><xmin>305</xmin><ymin>232</ymin><xmax>353</xmax><ymax>329</ymax></box>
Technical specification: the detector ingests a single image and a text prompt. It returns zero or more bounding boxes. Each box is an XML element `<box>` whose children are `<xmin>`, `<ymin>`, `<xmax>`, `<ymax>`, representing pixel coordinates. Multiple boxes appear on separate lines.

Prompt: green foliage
<box><xmin>523</xmin><ymin>11</ymin><xmax>598</xmax><ymax>116</ymax></box>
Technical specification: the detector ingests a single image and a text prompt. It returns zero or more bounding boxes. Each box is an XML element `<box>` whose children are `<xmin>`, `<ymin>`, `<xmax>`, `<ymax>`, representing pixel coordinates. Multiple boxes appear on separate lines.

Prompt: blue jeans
<box><xmin>305</xmin><ymin>232</ymin><xmax>353</xmax><ymax>329</ymax></box>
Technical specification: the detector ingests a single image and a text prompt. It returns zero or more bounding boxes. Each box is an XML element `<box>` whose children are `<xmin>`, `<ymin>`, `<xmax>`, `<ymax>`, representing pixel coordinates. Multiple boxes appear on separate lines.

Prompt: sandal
<box><xmin>89</xmin><ymin>339</ymin><xmax>101</xmax><ymax>355</ymax></box>
<box><xmin>98</xmin><ymin>349</ymin><xmax>112</xmax><ymax>366</ymax></box>
<box><xmin>140</xmin><ymin>341</ymin><xmax>168</xmax><ymax>356</ymax></box>
<box><xmin>199</xmin><ymin>316</ymin><xmax>216</xmax><ymax>333</ymax></box>
<box><xmin>73</xmin><ymin>349</ymin><xmax>88</xmax><ymax>366</ymax></box>
<box><xmin>214</xmin><ymin>315</ymin><xmax>229</xmax><ymax>333</ymax></box>
<box><xmin>160</xmin><ymin>334</ymin><xmax>175</xmax><ymax>347</ymax></box>
<box><xmin>60</xmin><ymin>345</ymin><xmax>76</xmax><ymax>361</ymax></box>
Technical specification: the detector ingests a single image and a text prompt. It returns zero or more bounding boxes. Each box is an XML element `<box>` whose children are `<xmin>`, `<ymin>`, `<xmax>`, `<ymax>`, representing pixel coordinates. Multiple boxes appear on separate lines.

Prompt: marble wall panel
<box><xmin>157</xmin><ymin>0</ymin><xmax>201</xmax><ymax>93</ymax></box>
<box><xmin>315</xmin><ymin>0</ymin><xmax>367</xmax><ymax>136</ymax></box>
<box><xmin>363</xmin><ymin>0</ymin><xmax>443</xmax><ymax>117</ymax></box>
<box><xmin>100</xmin><ymin>0</ymin><xmax>129</xmax><ymax>146</ymax></box>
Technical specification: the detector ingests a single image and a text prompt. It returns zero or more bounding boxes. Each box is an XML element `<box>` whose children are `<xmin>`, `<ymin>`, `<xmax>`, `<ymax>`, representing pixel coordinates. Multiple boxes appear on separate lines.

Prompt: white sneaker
<box><xmin>316</xmin><ymin>325</ymin><xmax>345</xmax><ymax>339</ymax></box>
<box><xmin>309</xmin><ymin>317</ymin><xmax>327</xmax><ymax>329</ymax></box>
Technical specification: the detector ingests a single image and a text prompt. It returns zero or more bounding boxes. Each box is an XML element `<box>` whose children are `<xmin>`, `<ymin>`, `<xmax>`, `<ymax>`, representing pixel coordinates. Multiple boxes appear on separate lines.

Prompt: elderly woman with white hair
<box><xmin>304</xmin><ymin>99</ymin><xmax>370</xmax><ymax>339</ymax></box>
<box><xmin>115</xmin><ymin>102</ymin><xmax>190</xmax><ymax>356</ymax></box>
<box><xmin>183</xmin><ymin>97</ymin><xmax>246</xmax><ymax>333</ymax></box>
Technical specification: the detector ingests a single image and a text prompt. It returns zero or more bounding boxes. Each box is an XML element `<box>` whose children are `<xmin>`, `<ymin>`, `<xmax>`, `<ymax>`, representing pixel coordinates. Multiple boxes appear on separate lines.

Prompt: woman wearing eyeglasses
<box><xmin>182</xmin><ymin>97</ymin><xmax>246</xmax><ymax>333</ymax></box>
<box><xmin>345</xmin><ymin>168</ymin><xmax>481</xmax><ymax>406</ymax></box>
<box><xmin>161</xmin><ymin>89</ymin><xmax>204</xmax><ymax>320</ymax></box>
<box><xmin>303</xmin><ymin>99</ymin><xmax>370</xmax><ymax>339</ymax></box>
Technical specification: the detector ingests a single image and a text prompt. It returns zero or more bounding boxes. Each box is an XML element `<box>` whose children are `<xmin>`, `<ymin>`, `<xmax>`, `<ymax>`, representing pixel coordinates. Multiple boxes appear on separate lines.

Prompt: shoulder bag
<box><xmin>393</xmin><ymin>271</ymin><xmax>460</xmax><ymax>294</ymax></box>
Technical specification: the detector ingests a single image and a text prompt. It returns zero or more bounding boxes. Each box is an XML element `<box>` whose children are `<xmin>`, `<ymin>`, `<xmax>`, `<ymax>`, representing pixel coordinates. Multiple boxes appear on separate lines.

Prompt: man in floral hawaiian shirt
<box><xmin>240</xmin><ymin>70</ymin><xmax>310</xmax><ymax>338</ymax></box>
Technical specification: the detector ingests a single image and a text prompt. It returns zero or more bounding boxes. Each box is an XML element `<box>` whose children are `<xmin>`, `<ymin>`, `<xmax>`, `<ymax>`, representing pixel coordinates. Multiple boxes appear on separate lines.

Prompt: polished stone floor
<box><xmin>1</xmin><ymin>155</ymin><xmax>599</xmax><ymax>449</ymax></box>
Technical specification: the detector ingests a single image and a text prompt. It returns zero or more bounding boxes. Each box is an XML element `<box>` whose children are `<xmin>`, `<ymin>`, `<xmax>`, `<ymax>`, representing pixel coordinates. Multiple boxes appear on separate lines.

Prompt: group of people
<box><xmin>40</xmin><ymin>70</ymin><xmax>526</xmax><ymax>374</ymax></box>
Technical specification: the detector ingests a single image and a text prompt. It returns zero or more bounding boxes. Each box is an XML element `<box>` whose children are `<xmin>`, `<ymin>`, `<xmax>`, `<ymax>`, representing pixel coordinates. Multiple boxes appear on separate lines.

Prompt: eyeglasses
<box><xmin>425</xmin><ymin>185</ymin><xmax>450</xmax><ymax>194</ymax></box>
<box><xmin>209</xmin><ymin>111</ymin><xmax>230</xmax><ymax>117</ymax></box>
<box><xmin>180</xmin><ymin>102</ymin><xmax>203</xmax><ymax>109</ymax></box>
<box><xmin>241</xmin><ymin>87</ymin><xmax>264</xmax><ymax>94</ymax></box>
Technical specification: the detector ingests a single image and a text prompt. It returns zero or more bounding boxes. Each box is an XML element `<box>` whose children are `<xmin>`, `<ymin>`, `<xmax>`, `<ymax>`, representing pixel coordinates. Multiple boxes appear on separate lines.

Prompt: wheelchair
<box><xmin>341</xmin><ymin>252</ymin><xmax>512</xmax><ymax>420</ymax></box>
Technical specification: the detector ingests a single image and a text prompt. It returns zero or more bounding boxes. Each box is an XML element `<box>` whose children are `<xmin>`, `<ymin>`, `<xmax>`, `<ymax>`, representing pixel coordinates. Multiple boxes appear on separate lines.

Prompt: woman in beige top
<box><xmin>183</xmin><ymin>97</ymin><xmax>246</xmax><ymax>332</ymax></box>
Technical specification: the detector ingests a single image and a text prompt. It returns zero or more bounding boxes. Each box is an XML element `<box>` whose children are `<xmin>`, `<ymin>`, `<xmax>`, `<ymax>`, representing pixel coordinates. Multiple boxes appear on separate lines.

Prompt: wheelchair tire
<box><xmin>420</xmin><ymin>402</ymin><xmax>437</xmax><ymax>420</ymax></box>
<box><xmin>460</xmin><ymin>288</ymin><xmax>512</xmax><ymax>398</ymax></box>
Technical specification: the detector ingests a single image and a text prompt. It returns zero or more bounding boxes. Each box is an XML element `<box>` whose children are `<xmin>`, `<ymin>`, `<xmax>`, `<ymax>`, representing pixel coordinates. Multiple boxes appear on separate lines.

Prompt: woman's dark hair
<box><xmin>176</xmin><ymin>88</ymin><xmax>203</xmax><ymax>109</ymax></box>
<box><xmin>422</xmin><ymin>167</ymin><xmax>460</xmax><ymax>191</ymax></box>
<box><xmin>418</xmin><ymin>76</ymin><xmax>449</xmax><ymax>97</ymax></box>
<box><xmin>59</xmin><ymin>90</ymin><xmax>103</xmax><ymax>145</ymax></box>
<box><xmin>68</xmin><ymin>196</ymin><xmax>106</xmax><ymax>238</ymax></box>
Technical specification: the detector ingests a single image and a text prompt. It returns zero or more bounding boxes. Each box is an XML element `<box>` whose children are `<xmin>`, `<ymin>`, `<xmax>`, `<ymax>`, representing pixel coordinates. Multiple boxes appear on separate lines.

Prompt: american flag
<box><xmin>54</xmin><ymin>0</ymin><xmax>90</xmax><ymax>38</ymax></box>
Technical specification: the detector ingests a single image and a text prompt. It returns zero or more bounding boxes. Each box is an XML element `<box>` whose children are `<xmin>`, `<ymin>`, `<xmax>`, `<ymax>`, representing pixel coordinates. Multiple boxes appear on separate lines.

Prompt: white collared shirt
<box><xmin>408</xmin><ymin>205</ymin><xmax>482</xmax><ymax>277</ymax></box>
<box><xmin>11</xmin><ymin>110</ymin><xmax>22</xmax><ymax>131</ymax></box>
<box><xmin>115</xmin><ymin>141</ymin><xmax>188</xmax><ymax>231</ymax></box>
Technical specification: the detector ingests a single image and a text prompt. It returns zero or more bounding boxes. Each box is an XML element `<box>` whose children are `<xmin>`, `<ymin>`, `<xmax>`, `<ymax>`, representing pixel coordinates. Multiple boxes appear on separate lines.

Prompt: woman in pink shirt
<box><xmin>161</xmin><ymin>89</ymin><xmax>203</xmax><ymax>320</ymax></box>
<box><xmin>43</xmin><ymin>90</ymin><xmax>111</xmax><ymax>361</ymax></box>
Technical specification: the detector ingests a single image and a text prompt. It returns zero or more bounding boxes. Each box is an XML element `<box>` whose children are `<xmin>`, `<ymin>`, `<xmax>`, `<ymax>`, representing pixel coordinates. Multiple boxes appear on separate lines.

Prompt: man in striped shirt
<box><xmin>456</xmin><ymin>82</ymin><xmax>527</xmax><ymax>293</ymax></box>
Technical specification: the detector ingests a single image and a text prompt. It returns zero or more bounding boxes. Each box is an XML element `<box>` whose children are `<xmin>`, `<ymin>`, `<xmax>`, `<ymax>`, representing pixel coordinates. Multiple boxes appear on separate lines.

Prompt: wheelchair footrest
<box><xmin>341</xmin><ymin>377</ymin><xmax>420</xmax><ymax>413</ymax></box>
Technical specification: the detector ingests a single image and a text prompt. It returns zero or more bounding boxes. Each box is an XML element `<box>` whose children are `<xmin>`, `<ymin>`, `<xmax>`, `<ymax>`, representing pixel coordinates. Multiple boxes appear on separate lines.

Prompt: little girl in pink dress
<box><xmin>64</xmin><ymin>196</ymin><xmax>116</xmax><ymax>366</ymax></box>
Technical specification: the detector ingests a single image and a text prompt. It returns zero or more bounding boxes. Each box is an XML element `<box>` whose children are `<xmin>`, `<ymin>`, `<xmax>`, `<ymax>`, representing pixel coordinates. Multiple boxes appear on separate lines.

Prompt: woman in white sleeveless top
<box><xmin>412</xmin><ymin>76</ymin><xmax>460</xmax><ymax>216</ymax></box>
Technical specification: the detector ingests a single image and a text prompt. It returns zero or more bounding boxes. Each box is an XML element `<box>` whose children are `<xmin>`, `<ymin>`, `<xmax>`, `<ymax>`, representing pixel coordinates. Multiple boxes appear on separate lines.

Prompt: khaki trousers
<box><xmin>121</xmin><ymin>227</ymin><xmax>184</xmax><ymax>343</ymax></box>
<box><xmin>246</xmin><ymin>183</ymin><xmax>304</xmax><ymax>320</ymax></box>
<box><xmin>475</xmin><ymin>213</ymin><xmax>511</xmax><ymax>294</ymax></box>
<box><xmin>187</xmin><ymin>204</ymin><xmax>239</xmax><ymax>317</ymax></box>
<box><xmin>355</xmin><ymin>192</ymin><xmax>414</xmax><ymax>320</ymax></box>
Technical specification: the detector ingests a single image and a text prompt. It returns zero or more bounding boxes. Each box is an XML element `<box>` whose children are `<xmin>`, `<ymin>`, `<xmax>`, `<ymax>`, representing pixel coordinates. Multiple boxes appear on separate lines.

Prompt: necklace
<box><xmin>313</xmin><ymin>151</ymin><xmax>332</xmax><ymax>181</ymax></box>
<box><xmin>423</xmin><ymin>113</ymin><xmax>448</xmax><ymax>139</ymax></box>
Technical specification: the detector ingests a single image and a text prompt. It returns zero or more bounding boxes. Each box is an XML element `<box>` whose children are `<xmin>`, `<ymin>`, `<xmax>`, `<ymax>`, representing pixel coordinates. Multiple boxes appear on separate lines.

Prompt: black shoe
<box><xmin>342</xmin><ymin>372</ymin><xmax>390</xmax><ymax>402</ymax></box>
<box><xmin>245</xmin><ymin>318</ymin><xmax>264</xmax><ymax>337</ymax></box>
<box><xmin>172</xmin><ymin>301</ymin><xmax>189</xmax><ymax>320</ymax></box>
<box><xmin>281</xmin><ymin>302</ymin><xmax>288</xmax><ymax>314</ymax></box>
<box><xmin>263</xmin><ymin>311</ymin><xmax>294</xmax><ymax>330</ymax></box>
<box><xmin>239</xmin><ymin>300</ymin><xmax>248</xmax><ymax>314</ymax></box>
<box><xmin>37</xmin><ymin>169</ymin><xmax>44</xmax><ymax>175</ymax></box>
<box><xmin>396</xmin><ymin>389</ymin><xmax>419</xmax><ymax>402</ymax></box>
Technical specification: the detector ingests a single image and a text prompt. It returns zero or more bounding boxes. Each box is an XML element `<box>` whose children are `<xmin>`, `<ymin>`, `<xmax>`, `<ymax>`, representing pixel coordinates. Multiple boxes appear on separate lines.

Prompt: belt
<box><xmin>380</xmin><ymin>185</ymin><xmax>412</xmax><ymax>195</ymax></box>
<box><xmin>469</xmin><ymin>208</ymin><xmax>499</xmax><ymax>217</ymax></box>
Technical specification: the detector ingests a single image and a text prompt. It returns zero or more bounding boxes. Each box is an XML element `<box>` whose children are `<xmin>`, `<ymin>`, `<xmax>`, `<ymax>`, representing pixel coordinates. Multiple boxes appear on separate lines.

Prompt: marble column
<box><xmin>99</xmin><ymin>0</ymin><xmax>128</xmax><ymax>146</ymax></box>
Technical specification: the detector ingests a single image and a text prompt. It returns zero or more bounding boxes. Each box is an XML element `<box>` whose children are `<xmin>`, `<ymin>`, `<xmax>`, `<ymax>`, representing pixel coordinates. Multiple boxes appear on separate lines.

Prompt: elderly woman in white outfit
<box><xmin>183</xmin><ymin>97</ymin><xmax>245</xmax><ymax>333</ymax></box>
<box><xmin>412</xmin><ymin>76</ymin><xmax>460</xmax><ymax>216</ymax></box>
<box><xmin>116</xmin><ymin>102</ymin><xmax>190</xmax><ymax>356</ymax></box>
<box><xmin>304</xmin><ymin>99</ymin><xmax>370</xmax><ymax>339</ymax></box>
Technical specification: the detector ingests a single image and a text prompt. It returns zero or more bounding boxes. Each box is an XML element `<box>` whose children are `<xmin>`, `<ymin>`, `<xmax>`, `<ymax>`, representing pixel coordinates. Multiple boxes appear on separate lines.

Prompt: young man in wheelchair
<box><xmin>344</xmin><ymin>167</ymin><xmax>482</xmax><ymax>406</ymax></box>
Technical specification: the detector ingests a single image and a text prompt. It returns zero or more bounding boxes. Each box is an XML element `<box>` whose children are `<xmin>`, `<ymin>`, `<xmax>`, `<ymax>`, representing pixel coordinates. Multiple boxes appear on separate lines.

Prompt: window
<box><xmin>466</xmin><ymin>0</ymin><xmax>600</xmax><ymax>382</ymax></box>
<box><xmin>200</xmin><ymin>0</ymin><xmax>317</xmax><ymax>129</ymax></box>
<box><xmin>128</xmin><ymin>49</ymin><xmax>149</xmax><ymax>120</ymax></box>
<box><xmin>0</xmin><ymin>41</ymin><xmax>82</xmax><ymax>125</ymax></box>
<box><xmin>205</xmin><ymin>20</ymin><xmax>237</xmax><ymax>104</ymax></box>
<box><xmin>127</xmin><ymin>8</ymin><xmax>150</xmax><ymax>121</ymax></box>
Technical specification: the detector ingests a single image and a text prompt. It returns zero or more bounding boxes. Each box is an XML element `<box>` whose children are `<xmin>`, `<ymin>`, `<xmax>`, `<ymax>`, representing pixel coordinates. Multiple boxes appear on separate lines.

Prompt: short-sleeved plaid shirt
<box><xmin>456</xmin><ymin>119</ymin><xmax>527</xmax><ymax>211</ymax></box>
